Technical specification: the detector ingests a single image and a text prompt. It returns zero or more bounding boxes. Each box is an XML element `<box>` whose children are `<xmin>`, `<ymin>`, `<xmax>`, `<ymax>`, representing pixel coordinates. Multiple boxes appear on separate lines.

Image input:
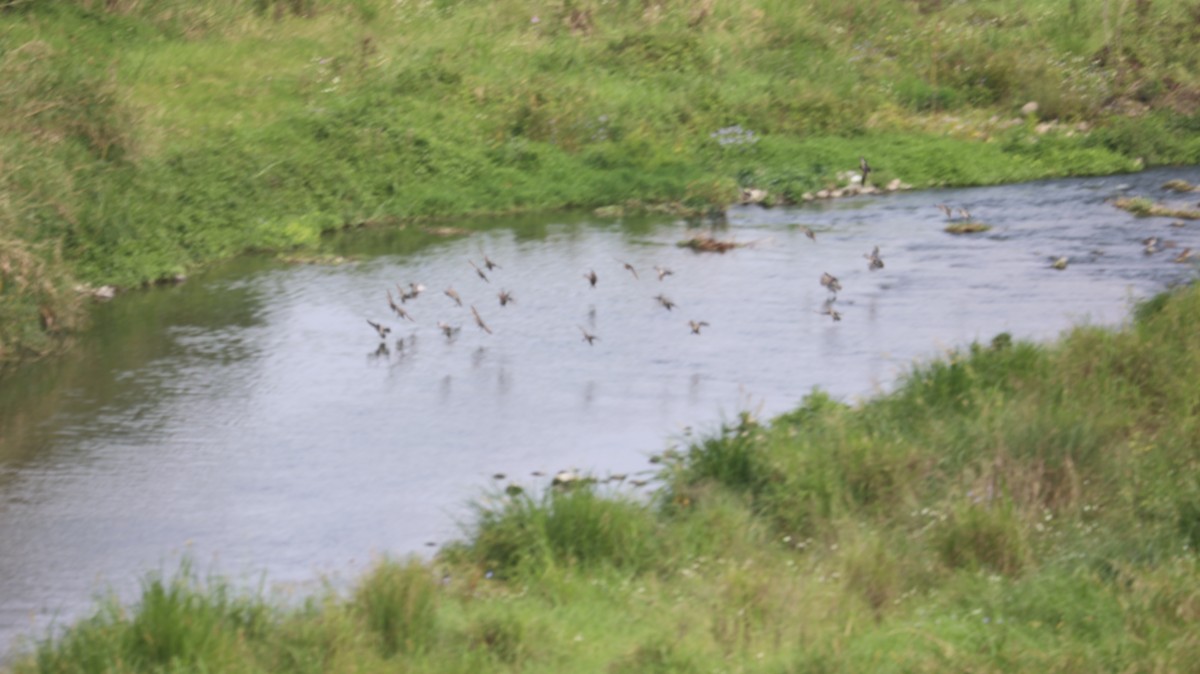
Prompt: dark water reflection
<box><xmin>3</xmin><ymin>166</ymin><xmax>1200</xmax><ymax>655</ymax></box>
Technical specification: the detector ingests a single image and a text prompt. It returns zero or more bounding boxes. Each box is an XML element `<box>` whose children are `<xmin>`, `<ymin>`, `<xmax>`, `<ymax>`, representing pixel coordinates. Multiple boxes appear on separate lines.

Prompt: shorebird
<box><xmin>654</xmin><ymin>265</ymin><xmax>674</xmax><ymax>281</ymax></box>
<box><xmin>367</xmin><ymin>319</ymin><xmax>391</xmax><ymax>340</ymax></box>
<box><xmin>398</xmin><ymin>282</ymin><xmax>425</xmax><ymax>302</ymax></box>
<box><xmin>436</xmin><ymin>321</ymin><xmax>460</xmax><ymax>339</ymax></box>
<box><xmin>859</xmin><ymin>156</ymin><xmax>872</xmax><ymax>187</ymax></box>
<box><xmin>865</xmin><ymin>246</ymin><xmax>884</xmax><ymax>270</ymax></box>
<box><xmin>444</xmin><ymin>287</ymin><xmax>463</xmax><ymax>306</ymax></box>
<box><xmin>956</xmin><ymin>207</ymin><xmax>972</xmax><ymax>220</ymax></box>
<box><xmin>618</xmin><ymin>260</ymin><xmax>639</xmax><ymax>279</ymax></box>
<box><xmin>584</xmin><ymin>269</ymin><xmax>598</xmax><ymax>287</ymax></box>
<box><xmin>498</xmin><ymin>289</ymin><xmax>515</xmax><ymax>306</ymax></box>
<box><xmin>470</xmin><ymin>305</ymin><xmax>492</xmax><ymax>334</ymax></box>
<box><xmin>1174</xmin><ymin>248</ymin><xmax>1193</xmax><ymax>263</ymax></box>
<box><xmin>579</xmin><ymin>326</ymin><xmax>598</xmax><ymax>345</ymax></box>
<box><xmin>1144</xmin><ymin>237</ymin><xmax>1159</xmax><ymax>255</ymax></box>
<box><xmin>688</xmin><ymin>320</ymin><xmax>709</xmax><ymax>334</ymax></box>
<box><xmin>936</xmin><ymin>204</ymin><xmax>953</xmax><ymax>220</ymax></box>
<box><xmin>821</xmin><ymin>298</ymin><xmax>841</xmax><ymax>322</ymax></box>
<box><xmin>469</xmin><ymin>260</ymin><xmax>490</xmax><ymax>283</ymax></box>
<box><xmin>387</xmin><ymin>290</ymin><xmax>415</xmax><ymax>321</ymax></box>
<box><xmin>801</xmin><ymin>226</ymin><xmax>816</xmax><ymax>242</ymax></box>
<box><xmin>655</xmin><ymin>294</ymin><xmax>677</xmax><ymax>311</ymax></box>
<box><xmin>482</xmin><ymin>254</ymin><xmax>501</xmax><ymax>271</ymax></box>
<box><xmin>820</xmin><ymin>272</ymin><xmax>842</xmax><ymax>294</ymax></box>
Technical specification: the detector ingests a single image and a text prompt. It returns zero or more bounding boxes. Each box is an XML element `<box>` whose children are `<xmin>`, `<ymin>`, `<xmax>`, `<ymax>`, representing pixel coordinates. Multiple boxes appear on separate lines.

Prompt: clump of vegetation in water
<box><xmin>1113</xmin><ymin>197</ymin><xmax>1200</xmax><ymax>219</ymax></box>
<box><xmin>2</xmin><ymin>0</ymin><xmax>1200</xmax><ymax>363</ymax></box>
<box><xmin>13</xmin><ymin>284</ymin><xmax>1200</xmax><ymax>673</ymax></box>
<box><xmin>1161</xmin><ymin>179</ymin><xmax>1199</xmax><ymax>193</ymax></box>
<box><xmin>677</xmin><ymin>233</ymin><xmax>744</xmax><ymax>253</ymax></box>
<box><xmin>944</xmin><ymin>222</ymin><xmax>993</xmax><ymax>234</ymax></box>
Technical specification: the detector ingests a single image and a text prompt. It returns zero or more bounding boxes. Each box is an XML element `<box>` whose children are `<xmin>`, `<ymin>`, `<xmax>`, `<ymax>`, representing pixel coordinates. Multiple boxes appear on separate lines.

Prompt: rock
<box><xmin>1021</xmin><ymin>101</ymin><xmax>1039</xmax><ymax>116</ymax></box>
<box><xmin>1051</xmin><ymin>256</ymin><xmax>1069</xmax><ymax>270</ymax></box>
<box><xmin>552</xmin><ymin>470</ymin><xmax>581</xmax><ymax>488</ymax></box>
<box><xmin>801</xmin><ymin>192</ymin><xmax>815</xmax><ymax>202</ymax></box>
<box><xmin>94</xmin><ymin>285</ymin><xmax>117</xmax><ymax>301</ymax></box>
<box><xmin>886</xmin><ymin>178</ymin><xmax>903</xmax><ymax>191</ymax></box>
<box><xmin>740</xmin><ymin>188</ymin><xmax>769</xmax><ymax>204</ymax></box>
<box><xmin>816</xmin><ymin>189</ymin><xmax>831</xmax><ymax>199</ymax></box>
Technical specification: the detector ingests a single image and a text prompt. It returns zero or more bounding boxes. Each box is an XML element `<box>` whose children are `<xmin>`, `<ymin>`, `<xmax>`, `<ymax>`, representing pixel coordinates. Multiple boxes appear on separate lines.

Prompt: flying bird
<box><xmin>498</xmin><ymin>289</ymin><xmax>515</xmax><ymax>306</ymax></box>
<box><xmin>956</xmin><ymin>207</ymin><xmax>972</xmax><ymax>220</ymax></box>
<box><xmin>482</xmin><ymin>254</ymin><xmax>501</xmax><ymax>271</ymax></box>
<box><xmin>801</xmin><ymin>226</ymin><xmax>816</xmax><ymax>242</ymax></box>
<box><xmin>655</xmin><ymin>294</ymin><xmax>677</xmax><ymax>311</ymax></box>
<box><xmin>470</xmin><ymin>305</ymin><xmax>493</xmax><ymax>334</ymax></box>
<box><xmin>444</xmin><ymin>287</ymin><xmax>463</xmax><ymax>306</ymax></box>
<box><xmin>436</xmin><ymin>321</ymin><xmax>460</xmax><ymax>339</ymax></box>
<box><xmin>367</xmin><ymin>319</ymin><xmax>391</xmax><ymax>340</ymax></box>
<box><xmin>398</xmin><ymin>282</ymin><xmax>425</xmax><ymax>302</ymax></box>
<box><xmin>865</xmin><ymin>246</ymin><xmax>884</xmax><ymax>270</ymax></box>
<box><xmin>387</xmin><ymin>290</ymin><xmax>415</xmax><ymax>321</ymax></box>
<box><xmin>469</xmin><ymin>260</ymin><xmax>490</xmax><ymax>283</ymax></box>
<box><xmin>618</xmin><ymin>260</ymin><xmax>639</xmax><ymax>279</ymax></box>
<box><xmin>821</xmin><ymin>298</ymin><xmax>842</xmax><ymax>322</ymax></box>
<box><xmin>820</xmin><ymin>272</ymin><xmax>842</xmax><ymax>294</ymax></box>
<box><xmin>936</xmin><ymin>204</ymin><xmax>953</xmax><ymax>220</ymax></box>
<box><xmin>579</xmin><ymin>326</ymin><xmax>598</xmax><ymax>345</ymax></box>
<box><xmin>584</xmin><ymin>269</ymin><xmax>598</xmax><ymax>287</ymax></box>
<box><xmin>654</xmin><ymin>265</ymin><xmax>675</xmax><ymax>281</ymax></box>
<box><xmin>688</xmin><ymin>320</ymin><xmax>709</xmax><ymax>334</ymax></box>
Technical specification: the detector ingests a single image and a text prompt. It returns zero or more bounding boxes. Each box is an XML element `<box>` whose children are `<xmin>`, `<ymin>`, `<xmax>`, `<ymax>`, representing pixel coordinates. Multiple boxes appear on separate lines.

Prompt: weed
<box><xmin>352</xmin><ymin>557</ymin><xmax>439</xmax><ymax>657</ymax></box>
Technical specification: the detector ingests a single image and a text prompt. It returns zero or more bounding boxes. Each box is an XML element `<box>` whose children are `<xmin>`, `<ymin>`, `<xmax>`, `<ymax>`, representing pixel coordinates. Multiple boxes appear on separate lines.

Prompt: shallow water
<box><xmin>2</xmin><ymin>166</ymin><xmax>1199</xmax><ymax>655</ymax></box>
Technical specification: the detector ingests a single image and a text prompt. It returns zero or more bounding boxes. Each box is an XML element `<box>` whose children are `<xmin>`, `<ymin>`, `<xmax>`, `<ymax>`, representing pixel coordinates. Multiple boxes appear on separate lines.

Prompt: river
<box><xmin>2</xmin><ymin>166</ymin><xmax>1198</xmax><ymax>657</ymax></box>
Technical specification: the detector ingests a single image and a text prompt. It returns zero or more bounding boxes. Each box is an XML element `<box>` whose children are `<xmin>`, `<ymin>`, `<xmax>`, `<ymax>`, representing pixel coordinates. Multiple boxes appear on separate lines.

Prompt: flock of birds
<box><xmin>363</xmin><ymin>234</ymin><xmax>895</xmax><ymax>353</ymax></box>
<box><xmin>356</xmin><ymin>166</ymin><xmax>1199</xmax><ymax>515</ymax></box>
<box><xmin>363</xmin><ymin>252</ymin><xmax>712</xmax><ymax>352</ymax></box>
<box><xmin>362</xmin><ymin>156</ymin><xmax>901</xmax><ymax>350</ymax></box>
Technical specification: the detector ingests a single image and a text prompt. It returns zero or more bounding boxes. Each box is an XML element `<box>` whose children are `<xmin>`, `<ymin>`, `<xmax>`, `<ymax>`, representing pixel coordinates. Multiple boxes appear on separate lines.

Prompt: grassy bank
<box><xmin>12</xmin><ymin>283</ymin><xmax>1199</xmax><ymax>673</ymax></box>
<box><xmin>3</xmin><ymin>0</ymin><xmax>1200</xmax><ymax>365</ymax></box>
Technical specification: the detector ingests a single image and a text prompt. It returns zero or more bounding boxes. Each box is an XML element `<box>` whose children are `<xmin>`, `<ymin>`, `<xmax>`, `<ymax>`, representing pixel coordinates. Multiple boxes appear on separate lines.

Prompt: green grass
<box><xmin>11</xmin><ymin>283</ymin><xmax>1200</xmax><ymax>673</ymax></box>
<box><xmin>3</xmin><ymin>0</ymin><xmax>1200</xmax><ymax>365</ymax></box>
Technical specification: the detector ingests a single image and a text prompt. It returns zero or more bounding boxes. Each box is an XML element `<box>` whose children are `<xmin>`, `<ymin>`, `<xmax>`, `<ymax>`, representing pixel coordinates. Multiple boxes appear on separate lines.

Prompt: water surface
<box><xmin>2</xmin><ymin>166</ymin><xmax>1199</xmax><ymax>655</ymax></box>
